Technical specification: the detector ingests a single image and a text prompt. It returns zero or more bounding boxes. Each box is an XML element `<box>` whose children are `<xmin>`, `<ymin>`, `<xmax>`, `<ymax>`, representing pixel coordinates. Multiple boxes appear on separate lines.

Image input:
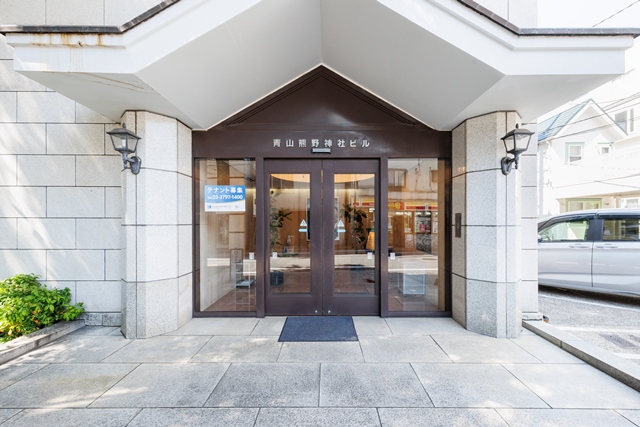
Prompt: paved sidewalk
<box><xmin>0</xmin><ymin>317</ymin><xmax>639</xmax><ymax>426</ymax></box>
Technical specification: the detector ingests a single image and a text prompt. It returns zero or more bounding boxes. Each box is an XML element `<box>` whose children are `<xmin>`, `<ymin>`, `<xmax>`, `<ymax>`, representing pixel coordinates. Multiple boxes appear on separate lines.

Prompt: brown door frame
<box><xmin>263</xmin><ymin>159</ymin><xmax>380</xmax><ymax>316</ymax></box>
<box><xmin>321</xmin><ymin>159</ymin><xmax>380</xmax><ymax>316</ymax></box>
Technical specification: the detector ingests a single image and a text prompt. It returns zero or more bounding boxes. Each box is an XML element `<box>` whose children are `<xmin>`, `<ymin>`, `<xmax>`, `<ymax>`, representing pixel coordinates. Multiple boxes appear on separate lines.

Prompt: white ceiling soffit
<box><xmin>6</xmin><ymin>0</ymin><xmax>636</xmax><ymax>130</ymax></box>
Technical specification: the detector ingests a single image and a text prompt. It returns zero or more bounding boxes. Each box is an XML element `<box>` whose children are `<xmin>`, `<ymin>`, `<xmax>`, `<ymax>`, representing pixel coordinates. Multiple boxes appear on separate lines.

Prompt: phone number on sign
<box><xmin>209</xmin><ymin>194</ymin><xmax>244</xmax><ymax>201</ymax></box>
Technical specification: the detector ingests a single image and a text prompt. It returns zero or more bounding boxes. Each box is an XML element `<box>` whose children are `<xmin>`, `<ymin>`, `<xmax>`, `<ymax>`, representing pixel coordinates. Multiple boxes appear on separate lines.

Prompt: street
<box><xmin>538</xmin><ymin>286</ymin><xmax>640</xmax><ymax>365</ymax></box>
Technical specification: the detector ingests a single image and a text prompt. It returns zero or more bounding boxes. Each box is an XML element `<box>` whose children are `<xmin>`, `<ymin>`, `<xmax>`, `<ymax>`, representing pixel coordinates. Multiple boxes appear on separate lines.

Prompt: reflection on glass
<box><xmin>334</xmin><ymin>173</ymin><xmax>376</xmax><ymax>294</ymax></box>
<box><xmin>387</xmin><ymin>159</ymin><xmax>446</xmax><ymax>312</ymax></box>
<box><xmin>196</xmin><ymin>159</ymin><xmax>256</xmax><ymax>312</ymax></box>
<box><xmin>268</xmin><ymin>173</ymin><xmax>311</xmax><ymax>294</ymax></box>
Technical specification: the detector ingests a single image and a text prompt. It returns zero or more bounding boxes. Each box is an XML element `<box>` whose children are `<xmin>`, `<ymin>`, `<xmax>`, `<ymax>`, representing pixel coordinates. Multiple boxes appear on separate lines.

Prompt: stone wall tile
<box><xmin>178</xmin><ymin>273</ymin><xmax>192</xmax><ymax>327</ymax></box>
<box><xmin>47</xmin><ymin>249</ymin><xmax>104</xmax><ymax>281</ymax></box>
<box><xmin>451</xmin><ymin>122</ymin><xmax>466</xmax><ymax>177</ymax></box>
<box><xmin>47</xmin><ymin>124</ymin><xmax>105</xmax><ymax>155</ymax></box>
<box><xmin>121</xmin><ymin>279</ymin><xmax>136</xmax><ymax>337</ymax></box>
<box><xmin>104</xmin><ymin>0</ymin><xmax>161</xmax><ymax>25</ymax></box>
<box><xmin>521</xmin><ymin>248</ymin><xmax>537</xmax><ymax>282</ymax></box>
<box><xmin>17</xmin><ymin>155</ymin><xmax>75</xmax><ymax>186</ymax></box>
<box><xmin>178</xmin><ymin>225</ymin><xmax>192</xmax><ymax>276</ymax></box>
<box><xmin>521</xmin><ymin>218</ymin><xmax>538</xmax><ymax>250</ymax></box>
<box><xmin>465</xmin><ymin>114</ymin><xmax>502</xmax><ymax>173</ymax></box>
<box><xmin>105</xmin><ymin>187</ymin><xmax>122</xmax><ymax>218</ymax></box>
<box><xmin>0</xmin><ymin>249</ymin><xmax>46</xmax><ymax>278</ymax></box>
<box><xmin>45</xmin><ymin>0</ymin><xmax>103</xmax><ymax>25</ymax></box>
<box><xmin>76</xmin><ymin>218</ymin><xmax>120</xmax><ymax>249</ymax></box>
<box><xmin>0</xmin><ymin>187</ymin><xmax>46</xmax><ymax>217</ymax></box>
<box><xmin>76</xmin><ymin>155</ymin><xmax>121</xmax><ymax>187</ymax></box>
<box><xmin>0</xmin><ymin>218</ymin><xmax>17</xmax><ymax>249</ymax></box>
<box><xmin>137</xmin><ymin>169</ymin><xmax>177</xmax><ymax>225</ymax></box>
<box><xmin>0</xmin><ymin>124</ymin><xmax>46</xmax><ymax>154</ymax></box>
<box><xmin>0</xmin><ymin>155</ymin><xmax>16</xmax><ymax>185</ymax></box>
<box><xmin>451</xmin><ymin>174</ymin><xmax>465</xmax><ymax>225</ymax></box>
<box><xmin>466</xmin><ymin>169</ymin><xmax>506</xmax><ymax>226</ymax></box>
<box><xmin>465</xmin><ymin>226</ymin><xmax>506</xmax><ymax>283</ymax></box>
<box><xmin>178</xmin><ymin>173</ymin><xmax>192</xmax><ymax>225</ymax></box>
<box><xmin>519</xmin><ymin>154</ymin><xmax>537</xmax><ymax>188</ymax></box>
<box><xmin>177</xmin><ymin>121</ymin><xmax>192</xmax><ymax>177</ymax></box>
<box><xmin>122</xmin><ymin>225</ymin><xmax>137</xmax><ymax>282</ymax></box>
<box><xmin>466</xmin><ymin>279</ymin><xmax>506</xmax><ymax>337</ymax></box>
<box><xmin>519</xmin><ymin>279</ymin><xmax>538</xmax><ymax>313</ymax></box>
<box><xmin>47</xmin><ymin>187</ymin><xmax>105</xmax><ymax>218</ymax></box>
<box><xmin>102</xmin><ymin>312</ymin><xmax>121</xmax><ymax>326</ymax></box>
<box><xmin>17</xmin><ymin>218</ymin><xmax>75</xmax><ymax>249</ymax></box>
<box><xmin>451</xmin><ymin>274</ymin><xmax>466</xmax><ymax>328</ymax></box>
<box><xmin>17</xmin><ymin>92</ymin><xmax>75</xmax><ymax>123</ymax></box>
<box><xmin>0</xmin><ymin>92</ymin><xmax>17</xmax><ymax>123</ymax></box>
<box><xmin>137</xmin><ymin>112</ymin><xmax>178</xmax><ymax>172</ymax></box>
<box><xmin>105</xmin><ymin>249</ymin><xmax>120</xmax><ymax>281</ymax></box>
<box><xmin>137</xmin><ymin>278</ymin><xmax>178</xmax><ymax>338</ymax></box>
<box><xmin>0</xmin><ymin>36</ymin><xmax>13</xmax><ymax>60</ymax></box>
<box><xmin>76</xmin><ymin>281</ymin><xmax>121</xmax><ymax>312</ymax></box>
<box><xmin>136</xmin><ymin>225</ymin><xmax>178</xmax><ymax>282</ymax></box>
<box><xmin>0</xmin><ymin>60</ymin><xmax>46</xmax><ymax>91</ymax></box>
<box><xmin>521</xmin><ymin>186</ymin><xmax>537</xmax><ymax>218</ymax></box>
<box><xmin>0</xmin><ymin>0</ymin><xmax>46</xmax><ymax>25</ymax></box>
<box><xmin>76</xmin><ymin>103</ymin><xmax>114</xmax><ymax>124</ymax></box>
<box><xmin>451</xmin><ymin>222</ymin><xmax>466</xmax><ymax>278</ymax></box>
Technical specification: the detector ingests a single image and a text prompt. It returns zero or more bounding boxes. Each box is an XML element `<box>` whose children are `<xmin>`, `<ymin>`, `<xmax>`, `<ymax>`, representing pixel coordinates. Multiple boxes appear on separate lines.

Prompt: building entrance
<box><xmin>265</xmin><ymin>159</ymin><xmax>379</xmax><ymax>316</ymax></box>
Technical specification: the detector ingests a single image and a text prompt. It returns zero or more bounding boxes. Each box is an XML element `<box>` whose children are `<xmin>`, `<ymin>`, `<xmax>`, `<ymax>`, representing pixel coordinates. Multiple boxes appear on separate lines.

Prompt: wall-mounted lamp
<box><xmin>107</xmin><ymin>123</ymin><xmax>142</xmax><ymax>174</ymax></box>
<box><xmin>500</xmin><ymin>124</ymin><xmax>534</xmax><ymax>175</ymax></box>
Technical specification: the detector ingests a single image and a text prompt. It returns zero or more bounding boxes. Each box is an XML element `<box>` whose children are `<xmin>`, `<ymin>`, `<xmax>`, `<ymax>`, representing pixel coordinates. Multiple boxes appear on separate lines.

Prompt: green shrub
<box><xmin>0</xmin><ymin>274</ymin><xmax>84</xmax><ymax>343</ymax></box>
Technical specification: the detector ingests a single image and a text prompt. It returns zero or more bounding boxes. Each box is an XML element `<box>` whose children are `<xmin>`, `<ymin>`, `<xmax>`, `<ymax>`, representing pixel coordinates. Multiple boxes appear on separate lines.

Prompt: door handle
<box><xmin>568</xmin><ymin>244</ymin><xmax>590</xmax><ymax>249</ymax></box>
<box><xmin>595</xmin><ymin>243</ymin><xmax>619</xmax><ymax>249</ymax></box>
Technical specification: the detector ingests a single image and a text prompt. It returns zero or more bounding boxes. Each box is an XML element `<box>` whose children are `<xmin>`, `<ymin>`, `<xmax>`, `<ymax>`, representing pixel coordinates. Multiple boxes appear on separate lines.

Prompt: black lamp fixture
<box><xmin>500</xmin><ymin>124</ymin><xmax>534</xmax><ymax>175</ymax></box>
<box><xmin>107</xmin><ymin>123</ymin><xmax>142</xmax><ymax>174</ymax></box>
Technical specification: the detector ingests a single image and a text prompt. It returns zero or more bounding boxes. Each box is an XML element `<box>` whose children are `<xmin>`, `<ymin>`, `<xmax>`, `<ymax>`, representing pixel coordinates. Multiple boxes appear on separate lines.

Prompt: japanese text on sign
<box><xmin>204</xmin><ymin>185</ymin><xmax>246</xmax><ymax>212</ymax></box>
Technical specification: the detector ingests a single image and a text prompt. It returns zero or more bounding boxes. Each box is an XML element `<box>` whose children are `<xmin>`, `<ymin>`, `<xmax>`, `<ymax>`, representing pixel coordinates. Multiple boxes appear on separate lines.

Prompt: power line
<box><xmin>592</xmin><ymin>0</ymin><xmax>640</xmax><ymax>27</ymax></box>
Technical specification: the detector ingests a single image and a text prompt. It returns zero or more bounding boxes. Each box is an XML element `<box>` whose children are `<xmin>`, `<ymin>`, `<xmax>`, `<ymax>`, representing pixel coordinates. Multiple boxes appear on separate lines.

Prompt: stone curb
<box><xmin>0</xmin><ymin>320</ymin><xmax>85</xmax><ymax>365</ymax></box>
<box><xmin>524</xmin><ymin>320</ymin><xmax>640</xmax><ymax>392</ymax></box>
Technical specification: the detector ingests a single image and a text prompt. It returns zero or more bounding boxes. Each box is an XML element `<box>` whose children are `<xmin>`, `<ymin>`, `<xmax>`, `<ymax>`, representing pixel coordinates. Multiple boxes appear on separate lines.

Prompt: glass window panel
<box><xmin>334</xmin><ymin>173</ymin><xmax>376</xmax><ymax>295</ymax></box>
<box><xmin>268</xmin><ymin>173</ymin><xmax>311</xmax><ymax>294</ymax></box>
<box><xmin>196</xmin><ymin>159</ymin><xmax>256</xmax><ymax>312</ymax></box>
<box><xmin>539</xmin><ymin>219</ymin><xmax>589</xmax><ymax>242</ymax></box>
<box><xmin>603</xmin><ymin>218</ymin><xmax>640</xmax><ymax>241</ymax></box>
<box><xmin>387</xmin><ymin>159</ymin><xmax>446</xmax><ymax>312</ymax></box>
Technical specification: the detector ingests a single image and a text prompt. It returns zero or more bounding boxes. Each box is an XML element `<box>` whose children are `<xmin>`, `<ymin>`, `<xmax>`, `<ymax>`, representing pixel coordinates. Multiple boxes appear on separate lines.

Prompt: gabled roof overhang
<box><xmin>3</xmin><ymin>0</ymin><xmax>638</xmax><ymax>130</ymax></box>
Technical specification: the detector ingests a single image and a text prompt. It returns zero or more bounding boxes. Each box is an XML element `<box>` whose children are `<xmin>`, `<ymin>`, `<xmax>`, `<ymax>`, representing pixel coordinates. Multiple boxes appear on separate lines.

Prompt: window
<box><xmin>195</xmin><ymin>159</ymin><xmax>257</xmax><ymax>312</ymax></box>
<box><xmin>598</xmin><ymin>143</ymin><xmax>613</xmax><ymax>155</ymax></box>
<box><xmin>623</xmin><ymin>198</ymin><xmax>639</xmax><ymax>208</ymax></box>
<box><xmin>602</xmin><ymin>217</ymin><xmax>640</xmax><ymax>241</ymax></box>
<box><xmin>539</xmin><ymin>219</ymin><xmax>590</xmax><ymax>242</ymax></box>
<box><xmin>615</xmin><ymin>110</ymin><xmax>628</xmax><ymax>132</ymax></box>
<box><xmin>565</xmin><ymin>143</ymin><xmax>583</xmax><ymax>164</ymax></box>
<box><xmin>566</xmin><ymin>199</ymin><xmax>601</xmax><ymax>212</ymax></box>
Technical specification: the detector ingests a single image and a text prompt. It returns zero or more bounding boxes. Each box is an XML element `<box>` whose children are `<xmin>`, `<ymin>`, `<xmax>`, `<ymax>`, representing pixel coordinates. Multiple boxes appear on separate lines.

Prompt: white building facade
<box><xmin>538</xmin><ymin>47</ymin><xmax>640</xmax><ymax>217</ymax></box>
<box><xmin>0</xmin><ymin>0</ymin><xmax>637</xmax><ymax>338</ymax></box>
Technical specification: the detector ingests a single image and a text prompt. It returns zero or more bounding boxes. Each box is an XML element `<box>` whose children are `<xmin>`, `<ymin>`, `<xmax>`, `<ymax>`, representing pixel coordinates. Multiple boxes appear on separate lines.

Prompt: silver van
<box><xmin>538</xmin><ymin>209</ymin><xmax>640</xmax><ymax>296</ymax></box>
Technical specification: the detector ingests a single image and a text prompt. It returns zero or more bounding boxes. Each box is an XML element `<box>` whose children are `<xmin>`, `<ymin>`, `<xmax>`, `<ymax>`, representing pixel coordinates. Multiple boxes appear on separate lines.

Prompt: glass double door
<box><xmin>265</xmin><ymin>159</ymin><xmax>379</xmax><ymax>315</ymax></box>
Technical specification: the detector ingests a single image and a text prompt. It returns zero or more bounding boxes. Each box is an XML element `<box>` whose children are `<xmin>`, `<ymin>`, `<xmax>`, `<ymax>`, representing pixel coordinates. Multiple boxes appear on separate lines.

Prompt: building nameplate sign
<box><xmin>273</xmin><ymin>138</ymin><xmax>371</xmax><ymax>150</ymax></box>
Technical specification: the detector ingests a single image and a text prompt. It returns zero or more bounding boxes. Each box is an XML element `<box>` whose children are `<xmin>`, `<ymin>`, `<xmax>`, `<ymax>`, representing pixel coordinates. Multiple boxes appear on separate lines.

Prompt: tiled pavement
<box><xmin>0</xmin><ymin>317</ymin><xmax>639</xmax><ymax>426</ymax></box>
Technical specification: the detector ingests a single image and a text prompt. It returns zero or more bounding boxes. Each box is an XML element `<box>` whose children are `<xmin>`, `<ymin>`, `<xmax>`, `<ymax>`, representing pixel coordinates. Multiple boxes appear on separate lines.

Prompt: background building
<box><xmin>538</xmin><ymin>43</ymin><xmax>640</xmax><ymax>217</ymax></box>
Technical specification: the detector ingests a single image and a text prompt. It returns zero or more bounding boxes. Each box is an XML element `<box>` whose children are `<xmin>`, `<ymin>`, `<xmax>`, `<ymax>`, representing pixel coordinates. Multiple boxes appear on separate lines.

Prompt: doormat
<box><xmin>278</xmin><ymin>316</ymin><xmax>358</xmax><ymax>342</ymax></box>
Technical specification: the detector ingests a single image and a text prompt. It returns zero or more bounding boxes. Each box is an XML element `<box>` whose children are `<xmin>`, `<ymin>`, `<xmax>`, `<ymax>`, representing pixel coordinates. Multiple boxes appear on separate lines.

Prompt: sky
<box><xmin>538</xmin><ymin>0</ymin><xmax>640</xmax><ymax>28</ymax></box>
